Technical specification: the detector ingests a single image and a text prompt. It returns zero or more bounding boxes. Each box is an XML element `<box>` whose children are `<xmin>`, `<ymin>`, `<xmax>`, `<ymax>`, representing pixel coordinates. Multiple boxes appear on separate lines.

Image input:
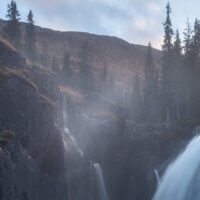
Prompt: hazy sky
<box><xmin>0</xmin><ymin>0</ymin><xmax>200</xmax><ymax>49</ymax></box>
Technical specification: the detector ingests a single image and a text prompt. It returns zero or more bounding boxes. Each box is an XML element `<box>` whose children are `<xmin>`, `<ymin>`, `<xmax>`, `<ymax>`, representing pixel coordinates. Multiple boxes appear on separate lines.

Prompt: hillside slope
<box><xmin>0</xmin><ymin>19</ymin><xmax>162</xmax><ymax>89</ymax></box>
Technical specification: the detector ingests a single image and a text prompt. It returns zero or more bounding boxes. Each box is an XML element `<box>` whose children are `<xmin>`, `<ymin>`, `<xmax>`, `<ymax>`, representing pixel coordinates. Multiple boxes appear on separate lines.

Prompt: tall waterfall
<box><xmin>93</xmin><ymin>163</ymin><xmax>108</xmax><ymax>200</ymax></box>
<box><xmin>62</xmin><ymin>95</ymin><xmax>84</xmax><ymax>158</ymax></box>
<box><xmin>153</xmin><ymin>135</ymin><xmax>200</xmax><ymax>200</ymax></box>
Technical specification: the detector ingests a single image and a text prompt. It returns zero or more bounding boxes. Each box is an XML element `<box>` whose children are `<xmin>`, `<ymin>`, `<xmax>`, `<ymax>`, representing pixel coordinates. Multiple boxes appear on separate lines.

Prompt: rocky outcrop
<box><xmin>0</xmin><ymin>39</ymin><xmax>68</xmax><ymax>200</ymax></box>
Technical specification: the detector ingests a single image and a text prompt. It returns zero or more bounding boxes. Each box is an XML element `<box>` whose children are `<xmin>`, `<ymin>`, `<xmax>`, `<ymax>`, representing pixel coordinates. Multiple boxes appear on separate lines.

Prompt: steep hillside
<box><xmin>0</xmin><ymin>19</ymin><xmax>162</xmax><ymax>89</ymax></box>
<box><xmin>37</xmin><ymin>28</ymin><xmax>161</xmax><ymax>87</ymax></box>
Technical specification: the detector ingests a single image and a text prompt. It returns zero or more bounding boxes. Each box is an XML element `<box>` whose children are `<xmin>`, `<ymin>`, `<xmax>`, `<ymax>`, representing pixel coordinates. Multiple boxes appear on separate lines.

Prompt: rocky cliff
<box><xmin>0</xmin><ymin>38</ymin><xmax>68</xmax><ymax>200</ymax></box>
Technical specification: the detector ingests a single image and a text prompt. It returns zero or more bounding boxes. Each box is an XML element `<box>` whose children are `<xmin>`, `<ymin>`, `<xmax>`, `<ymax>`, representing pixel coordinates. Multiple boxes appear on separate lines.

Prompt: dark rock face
<box><xmin>0</xmin><ymin>39</ymin><xmax>68</xmax><ymax>200</ymax></box>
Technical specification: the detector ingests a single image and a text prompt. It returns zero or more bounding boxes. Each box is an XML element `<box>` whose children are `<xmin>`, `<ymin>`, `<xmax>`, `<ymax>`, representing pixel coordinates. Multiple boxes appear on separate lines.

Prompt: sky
<box><xmin>1</xmin><ymin>0</ymin><xmax>200</xmax><ymax>49</ymax></box>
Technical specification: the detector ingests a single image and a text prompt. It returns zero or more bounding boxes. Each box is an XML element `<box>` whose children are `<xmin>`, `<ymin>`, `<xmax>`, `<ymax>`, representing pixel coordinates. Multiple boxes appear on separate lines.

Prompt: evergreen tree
<box><xmin>131</xmin><ymin>73</ymin><xmax>141</xmax><ymax>122</ymax></box>
<box><xmin>61</xmin><ymin>53</ymin><xmax>71</xmax><ymax>85</ymax></box>
<box><xmin>100</xmin><ymin>60</ymin><xmax>108</xmax><ymax>94</ymax></box>
<box><xmin>174</xmin><ymin>30</ymin><xmax>182</xmax><ymax>57</ymax></box>
<box><xmin>173</xmin><ymin>30</ymin><xmax>184</xmax><ymax>121</ymax></box>
<box><xmin>4</xmin><ymin>0</ymin><xmax>21</xmax><ymax>48</ymax></box>
<box><xmin>80</xmin><ymin>40</ymin><xmax>92</xmax><ymax>91</ymax></box>
<box><xmin>102</xmin><ymin>60</ymin><xmax>108</xmax><ymax>83</ymax></box>
<box><xmin>183</xmin><ymin>18</ymin><xmax>193</xmax><ymax>58</ymax></box>
<box><xmin>194</xmin><ymin>19</ymin><xmax>200</xmax><ymax>117</ymax></box>
<box><xmin>143</xmin><ymin>42</ymin><xmax>158</xmax><ymax>122</ymax></box>
<box><xmin>161</xmin><ymin>1</ymin><xmax>174</xmax><ymax>123</ymax></box>
<box><xmin>193</xmin><ymin>19</ymin><xmax>200</xmax><ymax>59</ymax></box>
<box><xmin>190</xmin><ymin>19</ymin><xmax>200</xmax><ymax>118</ymax></box>
<box><xmin>182</xmin><ymin>19</ymin><xmax>194</xmax><ymax>119</ymax></box>
<box><xmin>51</xmin><ymin>57</ymin><xmax>59</xmax><ymax>73</ymax></box>
<box><xmin>162</xmin><ymin>2</ymin><xmax>174</xmax><ymax>53</ymax></box>
<box><xmin>24</xmin><ymin>10</ymin><xmax>36</xmax><ymax>61</ymax></box>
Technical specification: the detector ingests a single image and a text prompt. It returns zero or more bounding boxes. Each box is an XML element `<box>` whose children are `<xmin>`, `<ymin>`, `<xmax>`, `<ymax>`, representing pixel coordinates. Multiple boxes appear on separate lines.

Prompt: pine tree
<box><xmin>183</xmin><ymin>18</ymin><xmax>193</xmax><ymax>58</ymax></box>
<box><xmin>24</xmin><ymin>10</ymin><xmax>36</xmax><ymax>61</ymax></box>
<box><xmin>173</xmin><ymin>30</ymin><xmax>183</xmax><ymax>121</ymax></box>
<box><xmin>80</xmin><ymin>40</ymin><xmax>92</xmax><ymax>91</ymax></box>
<box><xmin>143</xmin><ymin>42</ymin><xmax>159</xmax><ymax>122</ymax></box>
<box><xmin>131</xmin><ymin>73</ymin><xmax>141</xmax><ymax>122</ymax></box>
<box><xmin>161</xmin><ymin>1</ymin><xmax>174</xmax><ymax>123</ymax></box>
<box><xmin>193</xmin><ymin>19</ymin><xmax>200</xmax><ymax>59</ymax></box>
<box><xmin>100</xmin><ymin>60</ymin><xmax>108</xmax><ymax>94</ymax></box>
<box><xmin>61</xmin><ymin>53</ymin><xmax>71</xmax><ymax>85</ymax></box>
<box><xmin>5</xmin><ymin>0</ymin><xmax>21</xmax><ymax>48</ymax></box>
<box><xmin>102</xmin><ymin>60</ymin><xmax>108</xmax><ymax>83</ymax></box>
<box><xmin>190</xmin><ymin>19</ymin><xmax>200</xmax><ymax>118</ymax></box>
<box><xmin>162</xmin><ymin>2</ymin><xmax>174</xmax><ymax>54</ymax></box>
<box><xmin>182</xmin><ymin>19</ymin><xmax>194</xmax><ymax>119</ymax></box>
<box><xmin>174</xmin><ymin>30</ymin><xmax>182</xmax><ymax>57</ymax></box>
<box><xmin>51</xmin><ymin>57</ymin><xmax>59</xmax><ymax>73</ymax></box>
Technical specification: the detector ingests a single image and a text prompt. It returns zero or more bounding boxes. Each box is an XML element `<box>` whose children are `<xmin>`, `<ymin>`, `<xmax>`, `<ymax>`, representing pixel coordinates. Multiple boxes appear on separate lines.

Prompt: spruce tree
<box><xmin>102</xmin><ymin>60</ymin><xmax>108</xmax><ymax>83</ymax></box>
<box><xmin>173</xmin><ymin>30</ymin><xmax>183</xmax><ymax>121</ymax></box>
<box><xmin>61</xmin><ymin>53</ymin><xmax>71</xmax><ymax>85</ymax></box>
<box><xmin>182</xmin><ymin>19</ymin><xmax>194</xmax><ymax>119</ymax></box>
<box><xmin>174</xmin><ymin>30</ymin><xmax>182</xmax><ymax>57</ymax></box>
<box><xmin>162</xmin><ymin>2</ymin><xmax>174</xmax><ymax>53</ymax></box>
<box><xmin>24</xmin><ymin>10</ymin><xmax>36</xmax><ymax>61</ymax></box>
<box><xmin>190</xmin><ymin>19</ymin><xmax>200</xmax><ymax>118</ymax></box>
<box><xmin>131</xmin><ymin>73</ymin><xmax>141</xmax><ymax>122</ymax></box>
<box><xmin>51</xmin><ymin>57</ymin><xmax>58</xmax><ymax>73</ymax></box>
<box><xmin>161</xmin><ymin>1</ymin><xmax>174</xmax><ymax>123</ymax></box>
<box><xmin>193</xmin><ymin>19</ymin><xmax>200</xmax><ymax>59</ymax></box>
<box><xmin>100</xmin><ymin>60</ymin><xmax>108</xmax><ymax>94</ymax></box>
<box><xmin>183</xmin><ymin>19</ymin><xmax>193</xmax><ymax>58</ymax></box>
<box><xmin>5</xmin><ymin>0</ymin><xmax>21</xmax><ymax>48</ymax></box>
<box><xmin>143</xmin><ymin>42</ymin><xmax>159</xmax><ymax>122</ymax></box>
<box><xmin>80</xmin><ymin>40</ymin><xmax>92</xmax><ymax>92</ymax></box>
<box><xmin>194</xmin><ymin>19</ymin><xmax>200</xmax><ymax>117</ymax></box>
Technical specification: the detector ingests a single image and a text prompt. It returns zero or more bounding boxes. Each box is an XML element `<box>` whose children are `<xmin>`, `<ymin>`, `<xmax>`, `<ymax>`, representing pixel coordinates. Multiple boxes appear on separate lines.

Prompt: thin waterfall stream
<box><xmin>154</xmin><ymin>169</ymin><xmax>160</xmax><ymax>186</ymax></box>
<box><xmin>93</xmin><ymin>163</ymin><xmax>109</xmax><ymax>200</ymax></box>
<box><xmin>62</xmin><ymin>95</ymin><xmax>108</xmax><ymax>200</ymax></box>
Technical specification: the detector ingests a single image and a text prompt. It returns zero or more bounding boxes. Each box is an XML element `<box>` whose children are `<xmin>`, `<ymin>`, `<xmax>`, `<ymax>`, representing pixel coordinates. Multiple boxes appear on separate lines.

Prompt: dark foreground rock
<box><xmin>0</xmin><ymin>39</ymin><xmax>68</xmax><ymax>200</ymax></box>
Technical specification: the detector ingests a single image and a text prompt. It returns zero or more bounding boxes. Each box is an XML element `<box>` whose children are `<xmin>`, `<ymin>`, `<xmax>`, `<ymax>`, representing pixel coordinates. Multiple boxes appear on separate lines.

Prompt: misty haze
<box><xmin>1</xmin><ymin>0</ymin><xmax>200</xmax><ymax>200</ymax></box>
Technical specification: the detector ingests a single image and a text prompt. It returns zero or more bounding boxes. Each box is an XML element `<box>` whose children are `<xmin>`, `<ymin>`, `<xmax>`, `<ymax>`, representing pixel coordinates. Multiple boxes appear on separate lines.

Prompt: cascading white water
<box><xmin>154</xmin><ymin>169</ymin><xmax>160</xmax><ymax>186</ymax></box>
<box><xmin>93</xmin><ymin>163</ymin><xmax>108</xmax><ymax>200</ymax></box>
<box><xmin>62</xmin><ymin>95</ymin><xmax>84</xmax><ymax>158</ymax></box>
<box><xmin>153</xmin><ymin>135</ymin><xmax>200</xmax><ymax>200</ymax></box>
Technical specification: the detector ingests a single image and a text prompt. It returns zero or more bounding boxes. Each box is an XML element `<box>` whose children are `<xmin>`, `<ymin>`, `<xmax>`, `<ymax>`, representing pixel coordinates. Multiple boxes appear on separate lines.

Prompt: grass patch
<box><xmin>59</xmin><ymin>85</ymin><xmax>84</xmax><ymax>104</ymax></box>
<box><xmin>39</xmin><ymin>94</ymin><xmax>56</xmax><ymax>108</ymax></box>
<box><xmin>0</xmin><ymin>130</ymin><xmax>15</xmax><ymax>145</ymax></box>
<box><xmin>0</xmin><ymin>38</ymin><xmax>16</xmax><ymax>52</ymax></box>
<box><xmin>0</xmin><ymin>67</ymin><xmax>38</xmax><ymax>93</ymax></box>
<box><xmin>88</xmin><ymin>109</ymin><xmax>121</xmax><ymax>122</ymax></box>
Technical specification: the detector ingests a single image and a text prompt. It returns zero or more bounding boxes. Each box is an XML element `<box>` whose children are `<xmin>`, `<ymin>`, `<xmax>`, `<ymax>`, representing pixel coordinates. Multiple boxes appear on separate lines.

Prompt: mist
<box><xmin>1</xmin><ymin>1</ymin><xmax>200</xmax><ymax>200</ymax></box>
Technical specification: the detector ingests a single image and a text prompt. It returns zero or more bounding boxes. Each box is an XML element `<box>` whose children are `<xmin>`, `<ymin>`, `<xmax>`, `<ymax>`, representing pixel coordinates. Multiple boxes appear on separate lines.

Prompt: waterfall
<box><xmin>93</xmin><ymin>163</ymin><xmax>108</xmax><ymax>200</ymax></box>
<box><xmin>62</xmin><ymin>95</ymin><xmax>84</xmax><ymax>158</ymax></box>
<box><xmin>154</xmin><ymin>169</ymin><xmax>160</xmax><ymax>186</ymax></box>
<box><xmin>62</xmin><ymin>95</ymin><xmax>108</xmax><ymax>199</ymax></box>
<box><xmin>153</xmin><ymin>135</ymin><xmax>200</xmax><ymax>200</ymax></box>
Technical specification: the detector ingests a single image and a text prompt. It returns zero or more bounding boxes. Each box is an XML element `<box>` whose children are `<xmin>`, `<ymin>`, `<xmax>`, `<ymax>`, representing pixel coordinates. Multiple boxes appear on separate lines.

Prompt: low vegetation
<box><xmin>0</xmin><ymin>130</ymin><xmax>15</xmax><ymax>145</ymax></box>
